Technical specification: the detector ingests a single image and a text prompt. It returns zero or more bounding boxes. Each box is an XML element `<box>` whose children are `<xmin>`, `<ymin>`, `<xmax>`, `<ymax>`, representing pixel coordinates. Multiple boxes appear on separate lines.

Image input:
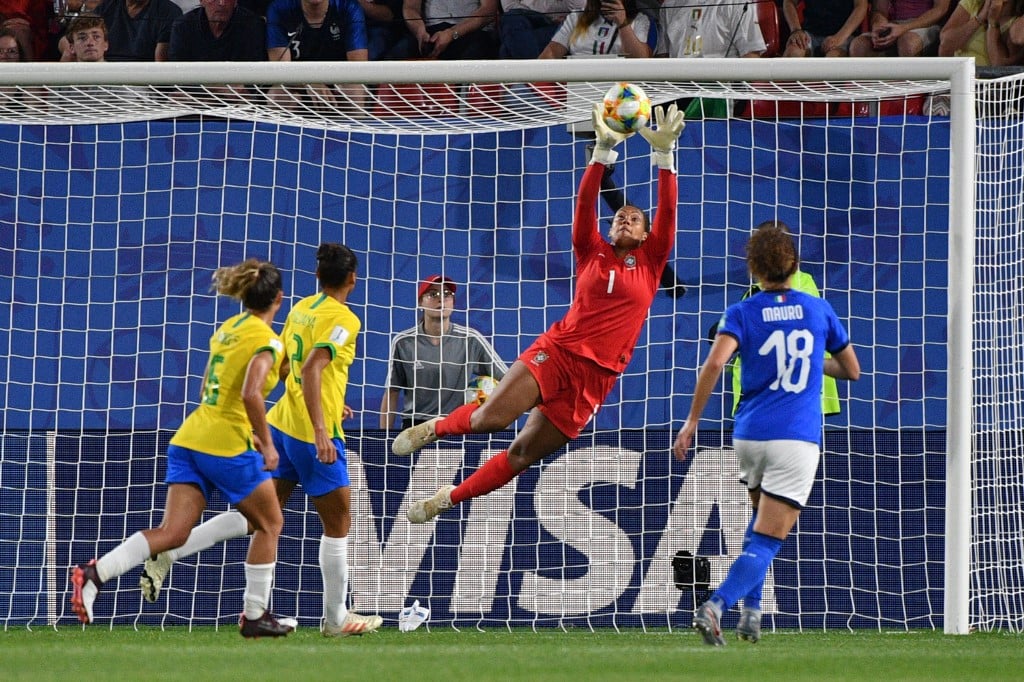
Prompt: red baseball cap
<box><xmin>417</xmin><ymin>275</ymin><xmax>457</xmax><ymax>300</ymax></box>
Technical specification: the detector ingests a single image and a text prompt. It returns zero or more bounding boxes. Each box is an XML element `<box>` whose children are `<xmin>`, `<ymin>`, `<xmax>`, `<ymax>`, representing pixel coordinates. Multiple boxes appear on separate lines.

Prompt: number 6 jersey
<box><xmin>718</xmin><ymin>288</ymin><xmax>851</xmax><ymax>445</ymax></box>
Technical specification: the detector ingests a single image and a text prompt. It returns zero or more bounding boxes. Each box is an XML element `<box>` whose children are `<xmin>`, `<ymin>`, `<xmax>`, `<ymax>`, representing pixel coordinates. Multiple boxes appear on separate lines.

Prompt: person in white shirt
<box><xmin>538</xmin><ymin>0</ymin><xmax>655</xmax><ymax>56</ymax></box>
<box><xmin>394</xmin><ymin>0</ymin><xmax>498</xmax><ymax>58</ymax></box>
<box><xmin>656</xmin><ymin>0</ymin><xmax>765</xmax><ymax>57</ymax></box>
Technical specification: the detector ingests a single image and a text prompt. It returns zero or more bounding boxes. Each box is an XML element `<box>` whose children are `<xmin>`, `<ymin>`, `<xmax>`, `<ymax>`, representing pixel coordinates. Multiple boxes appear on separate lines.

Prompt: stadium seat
<box><xmin>464</xmin><ymin>83</ymin><xmax>506</xmax><ymax>117</ymax></box>
<box><xmin>374</xmin><ymin>82</ymin><xmax>460</xmax><ymax>118</ymax></box>
<box><xmin>879</xmin><ymin>95</ymin><xmax>926</xmax><ymax>116</ymax></box>
<box><xmin>527</xmin><ymin>82</ymin><xmax>567</xmax><ymax>108</ymax></box>
<box><xmin>757</xmin><ymin>0</ymin><xmax>782</xmax><ymax>57</ymax></box>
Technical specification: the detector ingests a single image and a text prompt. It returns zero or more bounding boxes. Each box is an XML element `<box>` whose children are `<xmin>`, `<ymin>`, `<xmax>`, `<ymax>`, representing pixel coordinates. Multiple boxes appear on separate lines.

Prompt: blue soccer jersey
<box><xmin>718</xmin><ymin>289</ymin><xmax>851</xmax><ymax>444</ymax></box>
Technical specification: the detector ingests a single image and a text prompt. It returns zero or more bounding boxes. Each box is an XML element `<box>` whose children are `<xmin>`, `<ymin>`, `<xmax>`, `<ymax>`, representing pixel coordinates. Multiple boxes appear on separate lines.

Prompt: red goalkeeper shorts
<box><xmin>518</xmin><ymin>335</ymin><xmax>619</xmax><ymax>439</ymax></box>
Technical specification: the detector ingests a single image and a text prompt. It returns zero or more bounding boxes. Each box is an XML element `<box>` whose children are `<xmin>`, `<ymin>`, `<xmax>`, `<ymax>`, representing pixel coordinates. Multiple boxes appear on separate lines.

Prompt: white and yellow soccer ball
<box><xmin>465</xmin><ymin>376</ymin><xmax>498</xmax><ymax>405</ymax></box>
<box><xmin>601</xmin><ymin>82</ymin><xmax>652</xmax><ymax>134</ymax></box>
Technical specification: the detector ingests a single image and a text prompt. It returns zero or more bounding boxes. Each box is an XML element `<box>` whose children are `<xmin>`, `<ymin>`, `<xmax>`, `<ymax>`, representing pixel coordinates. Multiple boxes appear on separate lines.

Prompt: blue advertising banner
<box><xmin>1</xmin><ymin>429</ymin><xmax>945</xmax><ymax>628</ymax></box>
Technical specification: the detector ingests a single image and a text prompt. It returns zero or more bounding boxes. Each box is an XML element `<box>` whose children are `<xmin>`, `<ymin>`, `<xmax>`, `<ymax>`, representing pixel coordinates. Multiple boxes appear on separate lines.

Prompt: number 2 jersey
<box><xmin>718</xmin><ymin>288</ymin><xmax>851</xmax><ymax>445</ymax></box>
<box><xmin>170</xmin><ymin>313</ymin><xmax>284</xmax><ymax>456</ymax></box>
<box><xmin>267</xmin><ymin>292</ymin><xmax>360</xmax><ymax>443</ymax></box>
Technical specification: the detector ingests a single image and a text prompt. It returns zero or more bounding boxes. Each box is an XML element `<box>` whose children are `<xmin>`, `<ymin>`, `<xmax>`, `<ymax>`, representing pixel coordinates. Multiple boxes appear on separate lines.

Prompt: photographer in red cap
<box><xmin>379</xmin><ymin>275</ymin><xmax>508</xmax><ymax>431</ymax></box>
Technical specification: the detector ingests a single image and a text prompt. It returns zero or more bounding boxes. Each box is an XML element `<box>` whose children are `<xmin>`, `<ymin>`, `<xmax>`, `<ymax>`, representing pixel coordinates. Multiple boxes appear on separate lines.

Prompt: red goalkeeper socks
<box><xmin>451</xmin><ymin>450</ymin><xmax>517</xmax><ymax>505</ymax></box>
<box><xmin>435</xmin><ymin>403</ymin><xmax>477</xmax><ymax>438</ymax></box>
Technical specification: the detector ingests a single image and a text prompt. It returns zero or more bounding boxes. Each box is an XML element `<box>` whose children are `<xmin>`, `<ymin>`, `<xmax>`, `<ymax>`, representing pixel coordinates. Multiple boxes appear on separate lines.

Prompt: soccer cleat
<box><xmin>736</xmin><ymin>608</ymin><xmax>762</xmax><ymax>643</ymax></box>
<box><xmin>392</xmin><ymin>417</ymin><xmax>442</xmax><ymax>456</ymax></box>
<box><xmin>70</xmin><ymin>559</ymin><xmax>103</xmax><ymax>624</ymax></box>
<box><xmin>139</xmin><ymin>552</ymin><xmax>173</xmax><ymax>603</ymax></box>
<box><xmin>276</xmin><ymin>615</ymin><xmax>299</xmax><ymax>630</ymax></box>
<box><xmin>407</xmin><ymin>485</ymin><xmax>456</xmax><ymax>524</ymax></box>
<box><xmin>239</xmin><ymin>611</ymin><xmax>294</xmax><ymax>638</ymax></box>
<box><xmin>693</xmin><ymin>601</ymin><xmax>726</xmax><ymax>646</ymax></box>
<box><xmin>321</xmin><ymin>611</ymin><xmax>383</xmax><ymax>637</ymax></box>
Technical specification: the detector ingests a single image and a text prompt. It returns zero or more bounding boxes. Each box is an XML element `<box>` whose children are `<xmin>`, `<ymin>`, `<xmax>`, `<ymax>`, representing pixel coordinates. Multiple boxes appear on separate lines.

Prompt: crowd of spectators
<box><xmin>5</xmin><ymin>0</ymin><xmax>1023</xmax><ymax>68</ymax></box>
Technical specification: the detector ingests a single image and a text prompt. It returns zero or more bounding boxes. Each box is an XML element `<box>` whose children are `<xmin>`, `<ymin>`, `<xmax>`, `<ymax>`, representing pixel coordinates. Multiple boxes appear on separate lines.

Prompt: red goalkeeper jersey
<box><xmin>543</xmin><ymin>162</ymin><xmax>677</xmax><ymax>373</ymax></box>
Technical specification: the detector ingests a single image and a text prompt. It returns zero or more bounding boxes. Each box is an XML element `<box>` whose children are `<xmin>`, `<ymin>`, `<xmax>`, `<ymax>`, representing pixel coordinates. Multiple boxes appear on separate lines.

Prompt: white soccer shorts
<box><xmin>734</xmin><ymin>439</ymin><xmax>820</xmax><ymax>508</ymax></box>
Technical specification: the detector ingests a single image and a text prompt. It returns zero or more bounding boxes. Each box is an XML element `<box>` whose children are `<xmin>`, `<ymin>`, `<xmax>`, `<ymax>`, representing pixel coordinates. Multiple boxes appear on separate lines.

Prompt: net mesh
<box><xmin>0</xmin><ymin>60</ymin><xmax>1021</xmax><ymax>632</ymax></box>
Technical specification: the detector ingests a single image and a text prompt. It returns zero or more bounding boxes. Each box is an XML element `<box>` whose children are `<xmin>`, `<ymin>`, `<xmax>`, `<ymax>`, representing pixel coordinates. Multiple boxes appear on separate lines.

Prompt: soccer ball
<box><xmin>601</xmin><ymin>82</ymin><xmax>652</xmax><ymax>134</ymax></box>
<box><xmin>466</xmin><ymin>376</ymin><xmax>497</xmax><ymax>405</ymax></box>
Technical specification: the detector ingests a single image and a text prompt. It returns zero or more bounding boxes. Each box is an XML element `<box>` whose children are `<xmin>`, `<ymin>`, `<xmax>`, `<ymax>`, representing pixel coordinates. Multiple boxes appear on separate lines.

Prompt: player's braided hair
<box><xmin>747</xmin><ymin>220</ymin><xmax>798</xmax><ymax>285</ymax></box>
<box><xmin>211</xmin><ymin>258</ymin><xmax>282</xmax><ymax>311</ymax></box>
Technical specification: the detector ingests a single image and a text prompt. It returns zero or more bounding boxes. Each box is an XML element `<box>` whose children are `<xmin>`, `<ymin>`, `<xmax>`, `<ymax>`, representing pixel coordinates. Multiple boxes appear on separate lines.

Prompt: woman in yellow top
<box><xmin>264</xmin><ymin>242</ymin><xmax>382</xmax><ymax>636</ymax></box>
<box><xmin>70</xmin><ymin>259</ymin><xmax>293</xmax><ymax>638</ymax></box>
<box><xmin>938</xmin><ymin>0</ymin><xmax>1024</xmax><ymax>65</ymax></box>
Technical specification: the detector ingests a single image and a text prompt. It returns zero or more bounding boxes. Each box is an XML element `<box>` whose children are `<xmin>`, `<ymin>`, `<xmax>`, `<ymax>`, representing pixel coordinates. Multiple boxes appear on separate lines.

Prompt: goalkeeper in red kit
<box><xmin>392</xmin><ymin>101</ymin><xmax>686</xmax><ymax>523</ymax></box>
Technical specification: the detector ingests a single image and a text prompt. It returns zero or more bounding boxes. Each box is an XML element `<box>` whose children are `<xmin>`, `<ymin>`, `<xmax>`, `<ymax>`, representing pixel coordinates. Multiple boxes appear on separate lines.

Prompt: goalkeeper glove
<box><xmin>639</xmin><ymin>103</ymin><xmax>685</xmax><ymax>172</ymax></box>
<box><xmin>590</xmin><ymin>102</ymin><xmax>630</xmax><ymax>166</ymax></box>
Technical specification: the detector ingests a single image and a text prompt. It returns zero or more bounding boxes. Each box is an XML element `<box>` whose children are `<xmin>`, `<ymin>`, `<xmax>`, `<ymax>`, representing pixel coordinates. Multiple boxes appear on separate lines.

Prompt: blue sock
<box><xmin>711</xmin><ymin>532</ymin><xmax>782</xmax><ymax>613</ymax></box>
<box><xmin>741</xmin><ymin>510</ymin><xmax>764</xmax><ymax>611</ymax></box>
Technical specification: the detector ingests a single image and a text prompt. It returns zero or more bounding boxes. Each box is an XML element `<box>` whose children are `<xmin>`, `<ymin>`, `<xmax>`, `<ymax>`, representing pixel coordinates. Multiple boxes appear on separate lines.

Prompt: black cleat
<box><xmin>239</xmin><ymin>611</ymin><xmax>294</xmax><ymax>639</ymax></box>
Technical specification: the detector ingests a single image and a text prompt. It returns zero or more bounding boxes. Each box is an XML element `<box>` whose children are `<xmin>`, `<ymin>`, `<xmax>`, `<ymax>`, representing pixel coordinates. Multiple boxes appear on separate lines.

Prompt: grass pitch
<box><xmin>2</xmin><ymin>626</ymin><xmax>1021</xmax><ymax>681</ymax></box>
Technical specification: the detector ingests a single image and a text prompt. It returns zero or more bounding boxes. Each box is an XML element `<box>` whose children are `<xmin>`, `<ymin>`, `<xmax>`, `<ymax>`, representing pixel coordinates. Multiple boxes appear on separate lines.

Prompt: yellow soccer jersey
<box><xmin>268</xmin><ymin>292</ymin><xmax>360</xmax><ymax>443</ymax></box>
<box><xmin>171</xmin><ymin>313</ymin><xmax>285</xmax><ymax>456</ymax></box>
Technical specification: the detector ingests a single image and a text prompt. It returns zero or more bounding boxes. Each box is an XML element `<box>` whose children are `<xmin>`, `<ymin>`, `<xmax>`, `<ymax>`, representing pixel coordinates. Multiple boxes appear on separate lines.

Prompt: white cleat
<box><xmin>407</xmin><ymin>485</ymin><xmax>456</xmax><ymax>524</ymax></box>
<box><xmin>139</xmin><ymin>552</ymin><xmax>173</xmax><ymax>603</ymax></box>
<box><xmin>392</xmin><ymin>417</ymin><xmax>442</xmax><ymax>456</ymax></box>
<box><xmin>322</xmin><ymin>611</ymin><xmax>383</xmax><ymax>637</ymax></box>
<box><xmin>736</xmin><ymin>608</ymin><xmax>762</xmax><ymax>643</ymax></box>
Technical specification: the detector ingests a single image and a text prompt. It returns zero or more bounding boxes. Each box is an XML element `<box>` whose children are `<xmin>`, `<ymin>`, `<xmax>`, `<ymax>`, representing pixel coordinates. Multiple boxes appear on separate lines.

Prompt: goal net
<box><xmin>0</xmin><ymin>58</ymin><xmax>1019</xmax><ymax>634</ymax></box>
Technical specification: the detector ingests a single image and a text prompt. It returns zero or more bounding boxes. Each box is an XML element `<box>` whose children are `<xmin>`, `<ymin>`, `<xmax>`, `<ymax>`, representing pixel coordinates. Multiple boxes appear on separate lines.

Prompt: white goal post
<box><xmin>1</xmin><ymin>57</ymin><xmax>1013</xmax><ymax>635</ymax></box>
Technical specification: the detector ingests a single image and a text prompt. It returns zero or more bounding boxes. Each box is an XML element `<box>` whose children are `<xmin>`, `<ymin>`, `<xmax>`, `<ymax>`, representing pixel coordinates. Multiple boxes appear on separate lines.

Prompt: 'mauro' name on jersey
<box><xmin>761</xmin><ymin>304</ymin><xmax>804</xmax><ymax>322</ymax></box>
<box><xmin>171</xmin><ymin>313</ymin><xmax>284</xmax><ymax>457</ymax></box>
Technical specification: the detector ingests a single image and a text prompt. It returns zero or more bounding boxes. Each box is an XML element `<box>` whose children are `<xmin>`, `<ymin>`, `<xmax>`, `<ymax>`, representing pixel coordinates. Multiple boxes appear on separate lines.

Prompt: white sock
<box><xmin>166</xmin><ymin>511</ymin><xmax>249</xmax><ymax>562</ymax></box>
<box><xmin>243</xmin><ymin>562</ymin><xmax>275</xmax><ymax>620</ymax></box>
<box><xmin>95</xmin><ymin>532</ymin><xmax>151</xmax><ymax>583</ymax></box>
<box><xmin>319</xmin><ymin>535</ymin><xmax>349</xmax><ymax>627</ymax></box>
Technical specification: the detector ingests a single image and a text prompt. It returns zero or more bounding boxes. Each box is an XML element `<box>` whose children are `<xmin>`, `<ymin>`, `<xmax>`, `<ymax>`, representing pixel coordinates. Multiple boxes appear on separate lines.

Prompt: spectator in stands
<box><xmin>265</xmin><ymin>0</ymin><xmax>368</xmax><ymax>108</ymax></box>
<box><xmin>169</xmin><ymin>0</ymin><xmax>266</xmax><ymax>60</ymax></box>
<box><xmin>538</xmin><ymin>0</ymin><xmax>655</xmax><ymax>57</ymax></box>
<box><xmin>358</xmin><ymin>0</ymin><xmax>405</xmax><ymax>59</ymax></box>
<box><xmin>266</xmin><ymin>0</ymin><xmax>367</xmax><ymax>61</ymax></box>
<box><xmin>386</xmin><ymin>0</ymin><xmax>497</xmax><ymax>59</ymax></box>
<box><xmin>0</xmin><ymin>25</ymin><xmax>27</xmax><ymax>59</ymax></box>
<box><xmin>58</xmin><ymin>0</ymin><xmax>182</xmax><ymax>61</ymax></box>
<box><xmin>656</xmin><ymin>0</ymin><xmax>764</xmax><ymax>117</ymax></box>
<box><xmin>65</xmin><ymin>12</ymin><xmax>108</xmax><ymax>60</ymax></box>
<box><xmin>379</xmin><ymin>275</ymin><xmax>509</xmax><ymax>431</ymax></box>
<box><xmin>2</xmin><ymin>0</ymin><xmax>48</xmax><ymax>60</ymax></box>
<box><xmin>939</xmin><ymin>0</ymin><xmax>1024</xmax><ymax>64</ymax></box>
<box><xmin>848</xmin><ymin>0</ymin><xmax>950</xmax><ymax>57</ymax></box>
<box><xmin>1007</xmin><ymin>3</ymin><xmax>1024</xmax><ymax>47</ymax></box>
<box><xmin>499</xmin><ymin>0</ymin><xmax>583</xmax><ymax>58</ymax></box>
<box><xmin>782</xmin><ymin>0</ymin><xmax>869</xmax><ymax>57</ymax></box>
<box><xmin>656</xmin><ymin>0</ymin><xmax>766</xmax><ymax>58</ymax></box>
